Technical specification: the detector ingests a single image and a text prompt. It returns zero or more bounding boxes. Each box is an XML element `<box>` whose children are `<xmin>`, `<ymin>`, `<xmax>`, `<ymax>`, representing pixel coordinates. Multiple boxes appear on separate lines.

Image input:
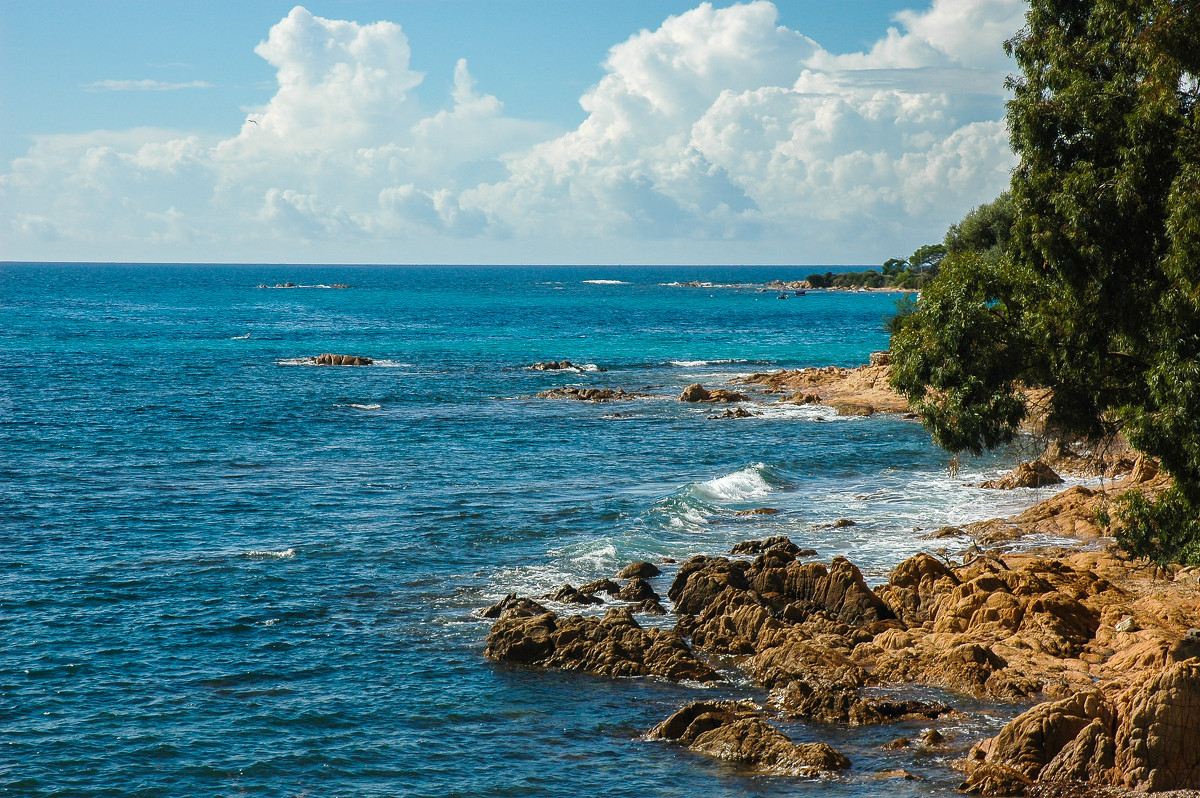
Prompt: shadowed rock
<box><xmin>485</xmin><ymin>606</ymin><xmax>718</xmax><ymax>682</ymax></box>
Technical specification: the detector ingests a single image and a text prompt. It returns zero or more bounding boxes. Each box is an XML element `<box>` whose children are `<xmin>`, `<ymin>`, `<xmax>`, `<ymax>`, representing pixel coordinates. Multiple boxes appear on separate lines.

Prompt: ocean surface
<box><xmin>1</xmin><ymin>264</ymin><xmax>1078</xmax><ymax>797</ymax></box>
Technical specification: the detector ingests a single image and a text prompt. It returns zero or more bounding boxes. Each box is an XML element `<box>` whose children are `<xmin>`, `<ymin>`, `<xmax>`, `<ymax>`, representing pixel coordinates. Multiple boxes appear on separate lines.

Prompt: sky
<box><xmin>0</xmin><ymin>0</ymin><xmax>1028</xmax><ymax>265</ymax></box>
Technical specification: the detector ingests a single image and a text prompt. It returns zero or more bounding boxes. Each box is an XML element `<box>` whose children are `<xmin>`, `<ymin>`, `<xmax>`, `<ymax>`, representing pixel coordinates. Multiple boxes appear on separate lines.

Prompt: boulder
<box><xmin>668</xmin><ymin>556</ymin><xmax>751</xmax><ymax>616</ymax></box>
<box><xmin>529</xmin><ymin>360</ymin><xmax>576</xmax><ymax>371</ymax></box>
<box><xmin>981</xmin><ymin>460</ymin><xmax>1064</xmax><ymax>490</ymax></box>
<box><xmin>679</xmin><ymin>383</ymin><xmax>750</xmax><ymax>403</ymax></box>
<box><xmin>616</xmin><ymin>577</ymin><xmax>659</xmax><ymax>603</ymax></box>
<box><xmin>314</xmin><ymin>353</ymin><xmax>372</xmax><ymax>365</ymax></box>
<box><xmin>648</xmin><ymin>701</ymin><xmax>850</xmax><ymax>777</ymax></box>
<box><xmin>579</xmin><ymin>578</ymin><xmax>620</xmax><ymax>597</ymax></box>
<box><xmin>616</xmin><ymin>561</ymin><xmax>661</xmax><ymax>579</ymax></box>
<box><xmin>546</xmin><ymin>584</ymin><xmax>603</xmax><ymax>606</ymax></box>
<box><xmin>481</xmin><ymin>593</ymin><xmax>550</xmax><ymax>619</ymax></box>
<box><xmin>485</xmin><ymin>607</ymin><xmax>719</xmax><ymax>682</ymax></box>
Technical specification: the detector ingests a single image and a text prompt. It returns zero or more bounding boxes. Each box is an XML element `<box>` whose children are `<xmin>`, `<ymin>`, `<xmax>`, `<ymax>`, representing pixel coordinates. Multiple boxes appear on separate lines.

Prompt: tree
<box><xmin>890</xmin><ymin>0</ymin><xmax>1200</xmax><ymax>563</ymax></box>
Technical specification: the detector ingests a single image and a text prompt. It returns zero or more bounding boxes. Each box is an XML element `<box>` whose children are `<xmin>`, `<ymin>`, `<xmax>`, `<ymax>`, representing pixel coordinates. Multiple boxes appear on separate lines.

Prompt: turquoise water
<box><xmin>1</xmin><ymin>264</ymin><xmax>1046</xmax><ymax>797</ymax></box>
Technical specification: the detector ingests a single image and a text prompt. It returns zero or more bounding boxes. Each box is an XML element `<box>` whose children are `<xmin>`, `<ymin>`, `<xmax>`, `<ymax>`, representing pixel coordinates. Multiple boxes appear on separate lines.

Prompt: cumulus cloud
<box><xmin>0</xmin><ymin>1</ymin><xmax>1027</xmax><ymax>263</ymax></box>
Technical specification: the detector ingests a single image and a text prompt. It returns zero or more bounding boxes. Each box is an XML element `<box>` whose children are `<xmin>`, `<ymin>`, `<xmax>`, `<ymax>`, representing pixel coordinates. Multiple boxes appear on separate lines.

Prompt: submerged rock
<box><xmin>536</xmin><ymin>387</ymin><xmax>645</xmax><ymax>402</ymax></box>
<box><xmin>647</xmin><ymin>700</ymin><xmax>850</xmax><ymax>777</ymax></box>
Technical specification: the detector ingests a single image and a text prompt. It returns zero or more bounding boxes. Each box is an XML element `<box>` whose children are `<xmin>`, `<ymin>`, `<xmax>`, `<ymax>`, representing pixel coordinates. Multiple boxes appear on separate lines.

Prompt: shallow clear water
<box><xmin>1</xmin><ymin>264</ymin><xmax>1064</xmax><ymax>797</ymax></box>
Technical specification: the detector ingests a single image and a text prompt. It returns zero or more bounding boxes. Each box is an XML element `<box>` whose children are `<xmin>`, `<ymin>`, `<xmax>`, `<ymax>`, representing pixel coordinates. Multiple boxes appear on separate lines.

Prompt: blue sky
<box><xmin>0</xmin><ymin>1</ymin><xmax>1027</xmax><ymax>265</ymax></box>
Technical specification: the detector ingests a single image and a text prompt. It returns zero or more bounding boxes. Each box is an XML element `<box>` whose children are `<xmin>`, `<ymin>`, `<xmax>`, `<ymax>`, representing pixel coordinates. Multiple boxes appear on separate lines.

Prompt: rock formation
<box><xmin>536</xmin><ymin>387</ymin><xmax>646</xmax><ymax>402</ymax></box>
<box><xmin>647</xmin><ymin>700</ymin><xmax>850</xmax><ymax>777</ymax></box>
<box><xmin>314</xmin><ymin>353</ymin><xmax>372</xmax><ymax>365</ymax></box>
<box><xmin>679</xmin><ymin>383</ymin><xmax>750</xmax><ymax>403</ymax></box>
<box><xmin>484</xmin><ymin>606</ymin><xmax>718</xmax><ymax>682</ymax></box>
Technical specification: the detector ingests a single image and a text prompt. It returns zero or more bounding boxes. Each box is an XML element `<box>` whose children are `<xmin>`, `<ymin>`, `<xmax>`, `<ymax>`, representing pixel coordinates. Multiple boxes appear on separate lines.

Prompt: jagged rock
<box><xmin>579</xmin><ymin>578</ymin><xmax>621</xmax><ymax>597</ymax></box>
<box><xmin>629</xmin><ymin>598</ymin><xmax>667</xmax><ymax>615</ymax></box>
<box><xmin>314</xmin><ymin>353</ymin><xmax>372</xmax><ymax>365</ymax></box>
<box><xmin>648</xmin><ymin>701</ymin><xmax>850</xmax><ymax>777</ymax></box>
<box><xmin>546</xmin><ymin>584</ymin><xmax>603</xmax><ymax>606</ymax></box>
<box><xmin>747</xmin><ymin>556</ymin><xmax>896</xmax><ymax>625</ymax></box>
<box><xmin>616</xmin><ymin>577</ymin><xmax>659</xmax><ymax>603</ymax></box>
<box><xmin>536</xmin><ymin>387</ymin><xmax>644</xmax><ymax>402</ymax></box>
<box><xmin>668</xmin><ymin>556</ymin><xmax>751</xmax><ymax>616</ymax></box>
<box><xmin>731</xmin><ymin>535</ymin><xmax>795</xmax><ymax>553</ymax></box>
<box><xmin>869</xmin><ymin>351</ymin><xmax>891</xmax><ymax>366</ymax></box>
<box><xmin>982</xmin><ymin>460</ymin><xmax>1064</xmax><ymax>490</ymax></box>
<box><xmin>875</xmin><ymin>552</ymin><xmax>959</xmax><ymax>627</ymax></box>
<box><xmin>529</xmin><ymin>360</ymin><xmax>576</xmax><ymax>371</ymax></box>
<box><xmin>481</xmin><ymin>594</ymin><xmax>549</xmax><ymax>619</ymax></box>
<box><xmin>679</xmin><ymin>383</ymin><xmax>750</xmax><ymax>403</ymax></box>
<box><xmin>962</xmin><ymin>689</ymin><xmax>1114</xmax><ymax>791</ymax></box>
<box><xmin>616</xmin><ymin>561</ymin><xmax>661</xmax><ymax>579</ymax></box>
<box><xmin>485</xmin><ymin>607</ymin><xmax>719</xmax><ymax>682</ymax></box>
<box><xmin>1115</xmin><ymin>659</ymin><xmax>1200</xmax><ymax>792</ymax></box>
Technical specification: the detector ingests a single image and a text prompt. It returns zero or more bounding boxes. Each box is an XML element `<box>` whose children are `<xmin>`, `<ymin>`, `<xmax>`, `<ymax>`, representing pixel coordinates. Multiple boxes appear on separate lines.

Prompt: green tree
<box><xmin>890</xmin><ymin>0</ymin><xmax>1200</xmax><ymax>563</ymax></box>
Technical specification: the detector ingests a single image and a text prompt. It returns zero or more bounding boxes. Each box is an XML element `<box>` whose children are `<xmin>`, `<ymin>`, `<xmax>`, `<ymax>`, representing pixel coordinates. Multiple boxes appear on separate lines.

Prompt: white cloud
<box><xmin>0</xmin><ymin>1</ymin><xmax>1027</xmax><ymax>264</ymax></box>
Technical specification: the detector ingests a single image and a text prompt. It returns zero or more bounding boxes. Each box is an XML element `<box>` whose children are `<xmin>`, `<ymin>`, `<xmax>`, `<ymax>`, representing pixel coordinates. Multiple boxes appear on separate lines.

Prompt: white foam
<box><xmin>669</xmin><ymin>359</ymin><xmax>745</xmax><ymax>367</ymax></box>
<box><xmin>692</xmin><ymin>463</ymin><xmax>774</xmax><ymax>503</ymax></box>
<box><xmin>243</xmin><ymin>548</ymin><xmax>296</xmax><ymax>559</ymax></box>
<box><xmin>582</xmin><ymin>279</ymin><xmax>629</xmax><ymax>285</ymax></box>
<box><xmin>334</xmin><ymin>403</ymin><xmax>382</xmax><ymax>411</ymax></box>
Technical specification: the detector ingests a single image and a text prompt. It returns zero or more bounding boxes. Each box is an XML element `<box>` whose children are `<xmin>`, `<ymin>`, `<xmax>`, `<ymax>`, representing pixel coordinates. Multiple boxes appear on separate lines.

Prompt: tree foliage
<box><xmin>890</xmin><ymin>0</ymin><xmax>1200</xmax><ymax>562</ymax></box>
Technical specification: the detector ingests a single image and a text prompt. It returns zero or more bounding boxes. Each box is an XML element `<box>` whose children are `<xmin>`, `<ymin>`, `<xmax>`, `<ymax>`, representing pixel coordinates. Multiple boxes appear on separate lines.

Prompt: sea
<box><xmin>0</xmin><ymin>264</ymin><xmax>1081</xmax><ymax>797</ymax></box>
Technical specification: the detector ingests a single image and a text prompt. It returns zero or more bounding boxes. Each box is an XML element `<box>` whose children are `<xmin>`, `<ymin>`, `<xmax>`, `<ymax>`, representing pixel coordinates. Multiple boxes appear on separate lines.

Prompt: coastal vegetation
<box><xmin>889</xmin><ymin>0</ymin><xmax>1200</xmax><ymax>565</ymax></box>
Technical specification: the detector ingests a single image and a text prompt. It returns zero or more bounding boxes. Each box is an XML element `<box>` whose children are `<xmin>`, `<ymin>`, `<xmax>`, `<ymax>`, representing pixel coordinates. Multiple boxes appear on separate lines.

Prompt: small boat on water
<box><xmin>794</xmin><ymin>290</ymin><xmax>806</xmax><ymax>296</ymax></box>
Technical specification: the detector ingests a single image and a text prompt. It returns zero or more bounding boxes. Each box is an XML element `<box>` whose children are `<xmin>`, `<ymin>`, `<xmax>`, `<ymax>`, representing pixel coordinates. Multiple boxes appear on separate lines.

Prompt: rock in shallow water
<box><xmin>647</xmin><ymin>700</ymin><xmax>850</xmax><ymax>777</ymax></box>
<box><xmin>484</xmin><ymin>606</ymin><xmax>718</xmax><ymax>682</ymax></box>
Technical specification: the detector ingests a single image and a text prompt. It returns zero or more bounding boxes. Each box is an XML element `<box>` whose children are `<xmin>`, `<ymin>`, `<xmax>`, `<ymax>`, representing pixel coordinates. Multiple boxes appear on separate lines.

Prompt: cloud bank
<box><xmin>1</xmin><ymin>1</ymin><xmax>1026</xmax><ymax>264</ymax></box>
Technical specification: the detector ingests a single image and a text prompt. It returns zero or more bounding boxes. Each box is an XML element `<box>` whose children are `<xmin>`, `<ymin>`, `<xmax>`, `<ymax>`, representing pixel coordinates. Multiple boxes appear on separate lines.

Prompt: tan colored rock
<box><xmin>1115</xmin><ymin>659</ymin><xmax>1200</xmax><ymax>792</ymax></box>
<box><xmin>740</xmin><ymin>364</ymin><xmax>909</xmax><ymax>413</ymax></box>
<box><xmin>679</xmin><ymin>383</ymin><xmax>750</xmax><ymax>403</ymax></box>
<box><xmin>981</xmin><ymin>460</ymin><xmax>1064</xmax><ymax>490</ymax></box>
<box><xmin>648</xmin><ymin>701</ymin><xmax>851</xmax><ymax>777</ymax></box>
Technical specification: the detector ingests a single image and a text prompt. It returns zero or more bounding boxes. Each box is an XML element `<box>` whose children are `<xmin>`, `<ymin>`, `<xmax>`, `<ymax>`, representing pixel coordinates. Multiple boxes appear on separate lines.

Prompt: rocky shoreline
<box><xmin>482</xmin><ymin>364</ymin><xmax>1198</xmax><ymax>795</ymax></box>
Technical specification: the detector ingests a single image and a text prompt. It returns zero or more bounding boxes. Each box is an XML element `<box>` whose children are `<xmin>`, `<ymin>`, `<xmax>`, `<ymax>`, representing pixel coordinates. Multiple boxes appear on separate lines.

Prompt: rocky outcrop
<box><xmin>484</xmin><ymin>606</ymin><xmax>718</xmax><ymax>682</ymax></box>
<box><xmin>981</xmin><ymin>460</ymin><xmax>1064</xmax><ymax>489</ymax></box>
<box><xmin>536</xmin><ymin>387</ymin><xmax>646</xmax><ymax>402</ymax></box>
<box><xmin>647</xmin><ymin>700</ymin><xmax>850</xmax><ymax>777</ymax></box>
<box><xmin>529</xmin><ymin>360</ymin><xmax>579</xmax><ymax>371</ymax></box>
<box><xmin>740</xmin><ymin>364</ymin><xmax>908</xmax><ymax>414</ymax></box>
<box><xmin>680</xmin><ymin>383</ymin><xmax>750</xmax><ymax>403</ymax></box>
<box><xmin>961</xmin><ymin>661</ymin><xmax>1200</xmax><ymax>794</ymax></box>
<box><xmin>314</xmin><ymin>353</ymin><xmax>372</xmax><ymax>365</ymax></box>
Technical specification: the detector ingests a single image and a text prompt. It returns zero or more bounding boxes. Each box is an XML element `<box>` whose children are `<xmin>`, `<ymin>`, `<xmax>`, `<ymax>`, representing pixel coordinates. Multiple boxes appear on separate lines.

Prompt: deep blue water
<box><xmin>1</xmin><ymin>264</ymin><xmax>1052</xmax><ymax>797</ymax></box>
